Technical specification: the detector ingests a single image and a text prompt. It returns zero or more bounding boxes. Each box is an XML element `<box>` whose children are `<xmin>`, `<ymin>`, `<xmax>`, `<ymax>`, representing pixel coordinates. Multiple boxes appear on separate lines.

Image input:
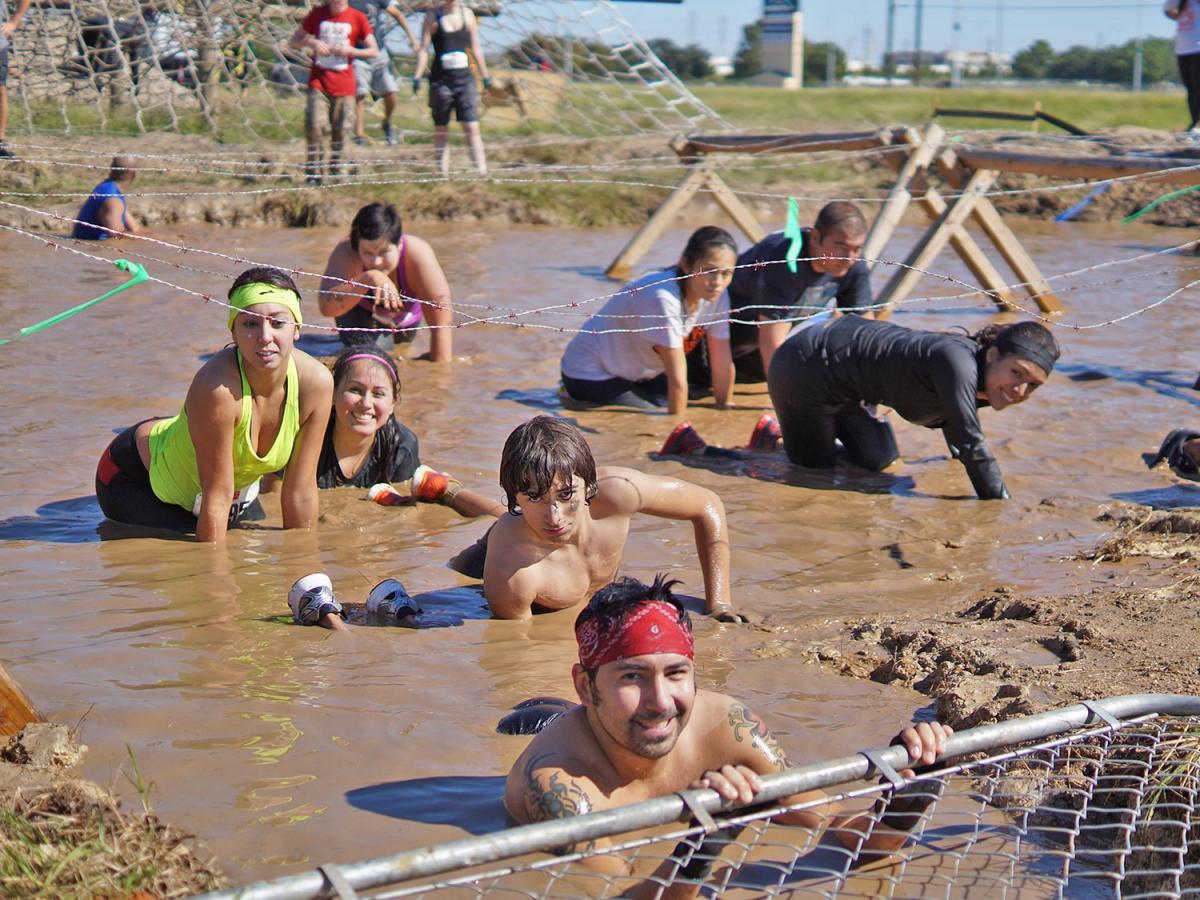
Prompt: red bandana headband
<box><xmin>576</xmin><ymin>601</ymin><xmax>694</xmax><ymax>670</ymax></box>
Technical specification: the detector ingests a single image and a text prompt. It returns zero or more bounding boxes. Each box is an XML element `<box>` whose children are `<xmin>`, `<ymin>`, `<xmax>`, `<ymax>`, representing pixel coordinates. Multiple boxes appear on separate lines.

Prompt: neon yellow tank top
<box><xmin>148</xmin><ymin>352</ymin><xmax>301</xmax><ymax>512</ymax></box>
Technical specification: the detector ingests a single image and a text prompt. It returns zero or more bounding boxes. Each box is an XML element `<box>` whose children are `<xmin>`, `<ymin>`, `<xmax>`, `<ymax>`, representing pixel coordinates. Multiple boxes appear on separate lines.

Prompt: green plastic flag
<box><xmin>784</xmin><ymin>196</ymin><xmax>802</xmax><ymax>274</ymax></box>
<box><xmin>0</xmin><ymin>258</ymin><xmax>149</xmax><ymax>346</ymax></box>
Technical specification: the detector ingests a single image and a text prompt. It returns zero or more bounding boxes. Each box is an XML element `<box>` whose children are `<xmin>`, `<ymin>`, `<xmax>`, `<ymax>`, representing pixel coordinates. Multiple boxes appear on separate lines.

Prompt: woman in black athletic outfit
<box><xmin>766</xmin><ymin>317</ymin><xmax>1059</xmax><ymax>499</ymax></box>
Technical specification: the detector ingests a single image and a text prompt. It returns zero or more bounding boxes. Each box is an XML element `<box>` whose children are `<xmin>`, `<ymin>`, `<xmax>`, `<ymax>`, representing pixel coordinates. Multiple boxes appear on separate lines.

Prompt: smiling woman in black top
<box><xmin>766</xmin><ymin>317</ymin><xmax>1060</xmax><ymax>499</ymax></box>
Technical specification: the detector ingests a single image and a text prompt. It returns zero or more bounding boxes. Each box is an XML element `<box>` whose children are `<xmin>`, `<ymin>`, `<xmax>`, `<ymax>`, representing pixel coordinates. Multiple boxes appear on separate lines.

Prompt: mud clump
<box><xmin>0</xmin><ymin>723</ymin><xmax>224</xmax><ymax>898</ymax></box>
<box><xmin>803</xmin><ymin>503</ymin><xmax>1200</xmax><ymax>730</ymax></box>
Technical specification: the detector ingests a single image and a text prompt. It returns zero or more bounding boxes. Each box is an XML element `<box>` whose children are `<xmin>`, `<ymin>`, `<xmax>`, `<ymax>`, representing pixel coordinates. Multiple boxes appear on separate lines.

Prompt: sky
<box><xmin>609</xmin><ymin>1</ymin><xmax>1168</xmax><ymax>64</ymax></box>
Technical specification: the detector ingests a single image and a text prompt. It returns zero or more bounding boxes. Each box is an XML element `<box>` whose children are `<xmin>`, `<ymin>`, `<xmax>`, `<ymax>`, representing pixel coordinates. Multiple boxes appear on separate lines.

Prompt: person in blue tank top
<box><xmin>73</xmin><ymin>155</ymin><xmax>142</xmax><ymax>240</ymax></box>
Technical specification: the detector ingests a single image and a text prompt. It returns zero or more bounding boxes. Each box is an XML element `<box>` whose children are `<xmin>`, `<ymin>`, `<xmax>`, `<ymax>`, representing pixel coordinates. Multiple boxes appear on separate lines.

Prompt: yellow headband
<box><xmin>227</xmin><ymin>282</ymin><xmax>303</xmax><ymax>330</ymax></box>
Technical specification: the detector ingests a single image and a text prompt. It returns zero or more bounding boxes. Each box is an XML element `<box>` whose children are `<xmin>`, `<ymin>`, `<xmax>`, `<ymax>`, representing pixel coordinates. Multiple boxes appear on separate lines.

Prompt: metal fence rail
<box><xmin>198</xmin><ymin>694</ymin><xmax>1200</xmax><ymax>900</ymax></box>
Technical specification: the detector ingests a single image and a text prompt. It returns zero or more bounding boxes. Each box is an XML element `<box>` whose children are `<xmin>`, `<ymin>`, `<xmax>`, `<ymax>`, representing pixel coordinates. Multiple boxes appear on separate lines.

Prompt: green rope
<box><xmin>1121</xmin><ymin>183</ymin><xmax>1200</xmax><ymax>224</ymax></box>
<box><xmin>783</xmin><ymin>196</ymin><xmax>802</xmax><ymax>274</ymax></box>
<box><xmin>0</xmin><ymin>259</ymin><xmax>149</xmax><ymax>346</ymax></box>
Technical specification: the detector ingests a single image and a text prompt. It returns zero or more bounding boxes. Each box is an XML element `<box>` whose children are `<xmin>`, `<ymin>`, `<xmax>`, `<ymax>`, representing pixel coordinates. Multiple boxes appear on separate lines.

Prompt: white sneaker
<box><xmin>288</xmin><ymin>573</ymin><xmax>344</xmax><ymax>626</ymax></box>
<box><xmin>366</xmin><ymin>578</ymin><xmax>421</xmax><ymax>619</ymax></box>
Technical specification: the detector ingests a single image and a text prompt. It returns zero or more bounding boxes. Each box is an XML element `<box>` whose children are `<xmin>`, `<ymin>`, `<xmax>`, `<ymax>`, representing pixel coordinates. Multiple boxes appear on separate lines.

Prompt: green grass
<box><xmin>693</xmin><ymin>84</ymin><xmax>1187</xmax><ymax>134</ymax></box>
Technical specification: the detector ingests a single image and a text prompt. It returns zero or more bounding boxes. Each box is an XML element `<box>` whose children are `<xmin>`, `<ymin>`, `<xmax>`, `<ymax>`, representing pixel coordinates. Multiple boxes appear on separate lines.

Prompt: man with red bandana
<box><xmin>504</xmin><ymin>575</ymin><xmax>953</xmax><ymax>897</ymax></box>
<box><xmin>476</xmin><ymin>416</ymin><xmax>744</xmax><ymax>622</ymax></box>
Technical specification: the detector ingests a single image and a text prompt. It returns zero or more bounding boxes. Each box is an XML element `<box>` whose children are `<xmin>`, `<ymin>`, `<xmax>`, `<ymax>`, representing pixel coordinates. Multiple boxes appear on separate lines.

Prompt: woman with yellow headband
<box><xmin>95</xmin><ymin>267</ymin><xmax>334</xmax><ymax>541</ymax></box>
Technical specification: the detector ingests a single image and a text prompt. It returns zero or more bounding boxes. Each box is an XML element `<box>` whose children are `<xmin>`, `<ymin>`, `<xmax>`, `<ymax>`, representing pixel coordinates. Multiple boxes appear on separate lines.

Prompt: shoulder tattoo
<box><xmin>727</xmin><ymin>701</ymin><xmax>791</xmax><ymax>772</ymax></box>
<box><xmin>523</xmin><ymin>754</ymin><xmax>594</xmax><ymax>823</ymax></box>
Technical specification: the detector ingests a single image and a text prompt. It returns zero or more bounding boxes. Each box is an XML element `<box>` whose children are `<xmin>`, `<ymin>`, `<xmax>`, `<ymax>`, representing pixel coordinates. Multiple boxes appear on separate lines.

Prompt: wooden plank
<box><xmin>875</xmin><ymin>168</ymin><xmax>997</xmax><ymax>315</ymax></box>
<box><xmin>862</xmin><ymin>124</ymin><xmax>942</xmax><ymax>272</ymax></box>
<box><xmin>953</xmin><ymin>148</ymin><xmax>1200</xmax><ymax>184</ymax></box>
<box><xmin>679</xmin><ymin>129</ymin><xmax>891</xmax><ymax>157</ymax></box>
<box><xmin>0</xmin><ymin>661</ymin><xmax>41</xmax><ymax>739</ymax></box>
<box><xmin>915</xmin><ymin>188</ymin><xmax>1017</xmax><ymax>311</ymax></box>
<box><xmin>702</xmin><ymin>169</ymin><xmax>766</xmax><ymax>245</ymax></box>
<box><xmin>604</xmin><ymin>163</ymin><xmax>710</xmax><ymax>282</ymax></box>
<box><xmin>937</xmin><ymin>154</ymin><xmax>1063</xmax><ymax>313</ymax></box>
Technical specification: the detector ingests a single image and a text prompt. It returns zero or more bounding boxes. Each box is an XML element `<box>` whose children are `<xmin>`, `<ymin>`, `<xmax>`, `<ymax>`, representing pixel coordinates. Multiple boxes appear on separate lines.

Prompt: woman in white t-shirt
<box><xmin>560</xmin><ymin>227</ymin><xmax>738</xmax><ymax>415</ymax></box>
<box><xmin>1167</xmin><ymin>0</ymin><xmax>1200</xmax><ymax>130</ymax></box>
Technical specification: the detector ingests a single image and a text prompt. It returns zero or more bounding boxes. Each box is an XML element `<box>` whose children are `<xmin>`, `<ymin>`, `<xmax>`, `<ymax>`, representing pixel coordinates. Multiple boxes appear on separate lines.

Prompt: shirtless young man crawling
<box><xmin>481</xmin><ymin>416</ymin><xmax>745</xmax><ymax>623</ymax></box>
<box><xmin>505</xmin><ymin>575</ymin><xmax>953</xmax><ymax>898</ymax></box>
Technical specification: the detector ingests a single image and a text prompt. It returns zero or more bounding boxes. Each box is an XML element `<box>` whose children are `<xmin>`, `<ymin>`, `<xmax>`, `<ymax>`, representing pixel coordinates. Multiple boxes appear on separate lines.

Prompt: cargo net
<box><xmin>6</xmin><ymin>0</ymin><xmax>724</xmax><ymax>141</ymax></box>
<box><xmin>243</xmin><ymin>709</ymin><xmax>1200</xmax><ymax>900</ymax></box>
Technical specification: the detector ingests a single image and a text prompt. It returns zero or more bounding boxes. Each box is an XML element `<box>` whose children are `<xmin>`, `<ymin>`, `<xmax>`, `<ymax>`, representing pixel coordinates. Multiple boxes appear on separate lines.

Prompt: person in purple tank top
<box><xmin>318</xmin><ymin>201</ymin><xmax>455</xmax><ymax>361</ymax></box>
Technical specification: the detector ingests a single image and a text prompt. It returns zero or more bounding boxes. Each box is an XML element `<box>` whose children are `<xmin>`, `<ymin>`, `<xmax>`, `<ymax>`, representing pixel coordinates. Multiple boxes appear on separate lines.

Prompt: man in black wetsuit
<box><xmin>687</xmin><ymin>200</ymin><xmax>872</xmax><ymax>391</ymax></box>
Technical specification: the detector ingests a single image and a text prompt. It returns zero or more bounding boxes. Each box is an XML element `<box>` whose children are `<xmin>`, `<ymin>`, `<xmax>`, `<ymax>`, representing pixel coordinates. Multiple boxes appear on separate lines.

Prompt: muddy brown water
<box><xmin>0</xmin><ymin>216</ymin><xmax>1197</xmax><ymax>885</ymax></box>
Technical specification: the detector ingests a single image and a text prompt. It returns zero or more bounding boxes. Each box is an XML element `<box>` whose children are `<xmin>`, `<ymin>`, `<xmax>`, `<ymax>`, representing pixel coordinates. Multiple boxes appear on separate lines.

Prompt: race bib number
<box><xmin>316</xmin><ymin>20</ymin><xmax>352</xmax><ymax>70</ymax></box>
<box><xmin>191</xmin><ymin>479</ymin><xmax>261</xmax><ymax>524</ymax></box>
<box><xmin>440</xmin><ymin>50</ymin><xmax>469</xmax><ymax>70</ymax></box>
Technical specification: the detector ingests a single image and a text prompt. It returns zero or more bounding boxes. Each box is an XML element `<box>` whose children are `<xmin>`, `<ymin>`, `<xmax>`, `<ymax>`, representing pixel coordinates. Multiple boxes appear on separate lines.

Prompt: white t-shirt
<box><xmin>1173</xmin><ymin>0</ymin><xmax>1200</xmax><ymax>55</ymax></box>
<box><xmin>561</xmin><ymin>269</ymin><xmax>731</xmax><ymax>383</ymax></box>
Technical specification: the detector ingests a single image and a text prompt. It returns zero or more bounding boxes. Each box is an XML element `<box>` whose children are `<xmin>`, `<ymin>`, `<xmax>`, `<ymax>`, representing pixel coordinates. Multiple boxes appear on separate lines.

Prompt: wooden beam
<box><xmin>862</xmin><ymin>123</ymin><xmax>943</xmax><ymax>272</ymax></box>
<box><xmin>875</xmin><ymin>168</ymin><xmax>997</xmax><ymax>315</ymax></box>
<box><xmin>703</xmin><ymin>169</ymin><xmax>766</xmax><ymax>245</ymax></box>
<box><xmin>605</xmin><ymin>163</ymin><xmax>711</xmax><ymax>282</ymax></box>
<box><xmin>953</xmin><ymin>148</ymin><xmax>1200</xmax><ymax>184</ymax></box>
<box><xmin>678</xmin><ymin>129</ymin><xmax>892</xmax><ymax>157</ymax></box>
<box><xmin>0</xmin><ymin>662</ymin><xmax>40</xmax><ymax>739</ymax></box>
<box><xmin>915</xmin><ymin>187</ymin><xmax>1017</xmax><ymax>311</ymax></box>
<box><xmin>937</xmin><ymin>154</ymin><xmax>1062</xmax><ymax>313</ymax></box>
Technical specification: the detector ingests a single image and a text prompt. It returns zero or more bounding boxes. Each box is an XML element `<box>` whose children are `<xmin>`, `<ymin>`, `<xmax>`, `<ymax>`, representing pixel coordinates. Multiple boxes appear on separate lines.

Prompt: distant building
<box><xmin>884</xmin><ymin>49</ymin><xmax>1011</xmax><ymax>76</ymax></box>
<box><xmin>710</xmin><ymin>55</ymin><xmax>734</xmax><ymax>78</ymax></box>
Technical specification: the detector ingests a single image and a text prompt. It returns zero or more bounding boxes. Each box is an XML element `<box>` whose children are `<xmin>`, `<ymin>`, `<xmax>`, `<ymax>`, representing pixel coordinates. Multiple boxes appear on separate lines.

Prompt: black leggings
<box><xmin>767</xmin><ymin>341</ymin><xmax>899</xmax><ymax>472</ymax></box>
<box><xmin>685</xmin><ymin>341</ymin><xmax>766</xmax><ymax>390</ymax></box>
<box><xmin>560</xmin><ymin>372</ymin><xmax>668</xmax><ymax>410</ymax></box>
<box><xmin>95</xmin><ymin>422</ymin><xmax>198</xmax><ymax>533</ymax></box>
<box><xmin>1180</xmin><ymin>52</ymin><xmax>1200</xmax><ymax>129</ymax></box>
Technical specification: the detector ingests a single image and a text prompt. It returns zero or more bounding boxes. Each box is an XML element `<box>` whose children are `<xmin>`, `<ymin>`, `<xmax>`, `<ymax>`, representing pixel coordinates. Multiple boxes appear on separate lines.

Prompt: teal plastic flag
<box><xmin>0</xmin><ymin>258</ymin><xmax>149</xmax><ymax>346</ymax></box>
<box><xmin>784</xmin><ymin>196</ymin><xmax>802</xmax><ymax>274</ymax></box>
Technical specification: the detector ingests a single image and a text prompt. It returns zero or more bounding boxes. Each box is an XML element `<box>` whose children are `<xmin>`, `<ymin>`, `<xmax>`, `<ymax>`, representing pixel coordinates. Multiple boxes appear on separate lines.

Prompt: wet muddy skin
<box><xmin>0</xmin><ymin>217</ymin><xmax>1196</xmax><ymax>881</ymax></box>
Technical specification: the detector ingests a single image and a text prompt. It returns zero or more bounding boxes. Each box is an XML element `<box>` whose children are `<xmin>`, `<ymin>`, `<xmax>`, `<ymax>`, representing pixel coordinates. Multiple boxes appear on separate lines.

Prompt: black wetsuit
<box><xmin>316</xmin><ymin>414</ymin><xmax>420</xmax><ymax>488</ymax></box>
<box><xmin>688</xmin><ymin>229</ymin><xmax>871</xmax><ymax>387</ymax></box>
<box><xmin>767</xmin><ymin>316</ymin><xmax>1007</xmax><ymax>500</ymax></box>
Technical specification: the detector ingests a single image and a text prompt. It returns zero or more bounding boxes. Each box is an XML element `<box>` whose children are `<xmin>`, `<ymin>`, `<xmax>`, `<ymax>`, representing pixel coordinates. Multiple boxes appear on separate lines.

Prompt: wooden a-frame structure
<box><xmin>606</xmin><ymin>124</ymin><xmax>1200</xmax><ymax>316</ymax></box>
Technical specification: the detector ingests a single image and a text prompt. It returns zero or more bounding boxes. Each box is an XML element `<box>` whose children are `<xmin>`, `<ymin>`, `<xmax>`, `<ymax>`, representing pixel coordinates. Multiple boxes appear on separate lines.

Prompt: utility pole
<box><xmin>884</xmin><ymin>0</ymin><xmax>896</xmax><ymax>81</ymax></box>
<box><xmin>950</xmin><ymin>0</ymin><xmax>962</xmax><ymax>88</ymax></box>
<box><xmin>1133</xmin><ymin>37</ymin><xmax>1144</xmax><ymax>92</ymax></box>
<box><xmin>913</xmin><ymin>0</ymin><xmax>924</xmax><ymax>85</ymax></box>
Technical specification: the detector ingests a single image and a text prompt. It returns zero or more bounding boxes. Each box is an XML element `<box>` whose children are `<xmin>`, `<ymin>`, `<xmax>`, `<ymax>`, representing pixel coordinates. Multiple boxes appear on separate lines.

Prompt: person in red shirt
<box><xmin>290</xmin><ymin>0</ymin><xmax>379</xmax><ymax>185</ymax></box>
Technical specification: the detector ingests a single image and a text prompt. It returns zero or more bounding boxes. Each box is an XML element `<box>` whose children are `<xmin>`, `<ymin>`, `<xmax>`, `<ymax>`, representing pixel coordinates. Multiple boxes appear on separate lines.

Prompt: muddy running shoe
<box><xmin>366</xmin><ymin>578</ymin><xmax>421</xmax><ymax>619</ymax></box>
<box><xmin>287</xmin><ymin>573</ymin><xmax>345</xmax><ymax>626</ymax></box>
<box><xmin>746</xmin><ymin>413</ymin><xmax>782</xmax><ymax>451</ymax></box>
<box><xmin>382</xmin><ymin>121</ymin><xmax>399</xmax><ymax>145</ymax></box>
<box><xmin>353</xmin><ymin>134</ymin><xmax>368</xmax><ymax>146</ymax></box>
<box><xmin>0</xmin><ymin>142</ymin><xmax>13</xmax><ymax>159</ymax></box>
<box><xmin>411</xmin><ymin>464</ymin><xmax>462</xmax><ymax>503</ymax></box>
<box><xmin>659</xmin><ymin>422</ymin><xmax>707</xmax><ymax>456</ymax></box>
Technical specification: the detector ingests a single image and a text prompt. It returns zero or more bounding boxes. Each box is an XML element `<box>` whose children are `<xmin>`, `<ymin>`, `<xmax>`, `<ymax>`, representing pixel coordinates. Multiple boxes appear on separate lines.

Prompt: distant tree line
<box><xmin>1012</xmin><ymin>37</ymin><xmax>1176</xmax><ymax>84</ymax></box>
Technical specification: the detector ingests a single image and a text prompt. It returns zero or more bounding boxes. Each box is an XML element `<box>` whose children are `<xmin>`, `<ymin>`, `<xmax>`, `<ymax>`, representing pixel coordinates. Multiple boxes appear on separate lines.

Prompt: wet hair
<box><xmin>813</xmin><ymin>200</ymin><xmax>868</xmax><ymax>238</ymax></box>
<box><xmin>109</xmin><ymin>154</ymin><xmax>137</xmax><ymax>182</ymax></box>
<box><xmin>972</xmin><ymin>320</ymin><xmax>1060</xmax><ymax>373</ymax></box>
<box><xmin>227</xmin><ymin>266</ymin><xmax>302</xmax><ymax>302</ymax></box>
<box><xmin>350</xmin><ymin>202</ymin><xmax>403</xmax><ymax>251</ymax></box>
<box><xmin>330</xmin><ymin>345</ymin><xmax>400</xmax><ymax>399</ymax></box>
<box><xmin>676</xmin><ymin>226</ymin><xmax>737</xmax><ymax>276</ymax></box>
<box><xmin>574</xmin><ymin>574</ymin><xmax>691</xmax><ymax>680</ymax></box>
<box><xmin>499</xmin><ymin>416</ymin><xmax>598</xmax><ymax>515</ymax></box>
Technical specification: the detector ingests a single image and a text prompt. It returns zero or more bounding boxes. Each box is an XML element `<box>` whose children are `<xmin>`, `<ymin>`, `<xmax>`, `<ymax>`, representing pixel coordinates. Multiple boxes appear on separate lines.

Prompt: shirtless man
<box><xmin>481</xmin><ymin>416</ymin><xmax>743</xmax><ymax>622</ymax></box>
<box><xmin>318</xmin><ymin>201</ymin><xmax>453</xmax><ymax>361</ymax></box>
<box><xmin>504</xmin><ymin>575</ymin><xmax>953</xmax><ymax>897</ymax></box>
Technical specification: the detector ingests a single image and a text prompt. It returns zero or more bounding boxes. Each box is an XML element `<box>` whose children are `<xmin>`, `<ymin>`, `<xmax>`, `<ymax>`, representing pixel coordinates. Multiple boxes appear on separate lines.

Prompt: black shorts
<box><xmin>95</xmin><ymin>421</ymin><xmax>198</xmax><ymax>533</ymax></box>
<box><xmin>429</xmin><ymin>73</ymin><xmax>478</xmax><ymax>126</ymax></box>
<box><xmin>0</xmin><ymin>46</ymin><xmax>9</xmax><ymax>87</ymax></box>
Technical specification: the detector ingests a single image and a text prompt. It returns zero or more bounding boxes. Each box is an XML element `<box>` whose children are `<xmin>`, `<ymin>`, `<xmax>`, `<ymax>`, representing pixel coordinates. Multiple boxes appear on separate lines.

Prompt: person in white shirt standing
<box><xmin>1167</xmin><ymin>0</ymin><xmax>1200</xmax><ymax>131</ymax></box>
<box><xmin>560</xmin><ymin>227</ymin><xmax>738</xmax><ymax>417</ymax></box>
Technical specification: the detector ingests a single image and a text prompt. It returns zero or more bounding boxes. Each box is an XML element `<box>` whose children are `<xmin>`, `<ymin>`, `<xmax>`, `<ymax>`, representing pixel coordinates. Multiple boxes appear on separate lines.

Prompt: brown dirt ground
<box><xmin>800</xmin><ymin>504</ymin><xmax>1200</xmax><ymax>732</ymax></box>
<box><xmin>0</xmin><ymin>723</ymin><xmax>224</xmax><ymax>898</ymax></box>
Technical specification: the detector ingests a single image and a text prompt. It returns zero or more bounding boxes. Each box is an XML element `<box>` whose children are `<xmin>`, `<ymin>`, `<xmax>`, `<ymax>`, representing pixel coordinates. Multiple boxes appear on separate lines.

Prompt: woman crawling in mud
<box><xmin>663</xmin><ymin>318</ymin><xmax>1060</xmax><ymax>500</ymax></box>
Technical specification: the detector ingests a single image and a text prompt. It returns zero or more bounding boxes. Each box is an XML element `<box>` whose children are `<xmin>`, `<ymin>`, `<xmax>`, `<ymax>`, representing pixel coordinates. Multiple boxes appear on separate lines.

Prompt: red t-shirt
<box><xmin>302</xmin><ymin>5</ymin><xmax>372</xmax><ymax>97</ymax></box>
